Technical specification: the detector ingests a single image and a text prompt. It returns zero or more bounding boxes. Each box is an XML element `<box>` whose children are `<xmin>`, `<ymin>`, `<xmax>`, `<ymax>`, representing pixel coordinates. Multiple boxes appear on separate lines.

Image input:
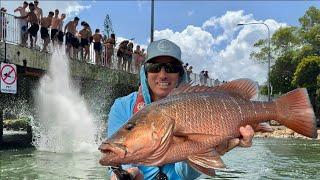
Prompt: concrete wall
<box><xmin>0</xmin><ymin>42</ymin><xmax>140</xmax><ymax>143</ymax></box>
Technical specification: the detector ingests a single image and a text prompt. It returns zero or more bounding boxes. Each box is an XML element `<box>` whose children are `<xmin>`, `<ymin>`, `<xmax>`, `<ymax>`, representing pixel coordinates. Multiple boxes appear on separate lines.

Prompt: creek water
<box><xmin>1</xmin><ymin>138</ymin><xmax>320</xmax><ymax>179</ymax></box>
<box><xmin>2</xmin><ymin>50</ymin><xmax>319</xmax><ymax>179</ymax></box>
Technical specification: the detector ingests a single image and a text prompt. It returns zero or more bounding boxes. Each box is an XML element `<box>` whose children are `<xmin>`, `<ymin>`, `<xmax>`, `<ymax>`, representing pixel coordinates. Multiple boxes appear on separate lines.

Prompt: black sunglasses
<box><xmin>145</xmin><ymin>62</ymin><xmax>183</xmax><ymax>74</ymax></box>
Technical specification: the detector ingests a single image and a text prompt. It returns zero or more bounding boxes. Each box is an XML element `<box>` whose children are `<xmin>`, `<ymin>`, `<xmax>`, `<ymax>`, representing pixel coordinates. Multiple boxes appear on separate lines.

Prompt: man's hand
<box><xmin>216</xmin><ymin>125</ymin><xmax>254</xmax><ymax>155</ymax></box>
<box><xmin>110</xmin><ymin>167</ymin><xmax>143</xmax><ymax>180</ymax></box>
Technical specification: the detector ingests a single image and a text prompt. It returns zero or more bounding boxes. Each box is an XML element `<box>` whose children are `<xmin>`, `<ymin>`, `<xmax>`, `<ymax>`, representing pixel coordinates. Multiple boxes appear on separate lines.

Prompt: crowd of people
<box><xmin>1</xmin><ymin>2</ymin><xmax>219</xmax><ymax>80</ymax></box>
<box><xmin>0</xmin><ymin>1</ymin><xmax>147</xmax><ymax>73</ymax></box>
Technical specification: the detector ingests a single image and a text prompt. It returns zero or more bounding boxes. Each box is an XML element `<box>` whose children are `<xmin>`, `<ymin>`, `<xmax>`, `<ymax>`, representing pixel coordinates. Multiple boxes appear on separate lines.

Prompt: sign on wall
<box><xmin>0</xmin><ymin>62</ymin><xmax>17</xmax><ymax>94</ymax></box>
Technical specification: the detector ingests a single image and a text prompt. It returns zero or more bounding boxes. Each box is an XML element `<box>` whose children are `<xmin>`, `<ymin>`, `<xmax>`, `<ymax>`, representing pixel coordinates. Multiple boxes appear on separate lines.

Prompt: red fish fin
<box><xmin>188</xmin><ymin>160</ymin><xmax>216</xmax><ymax>177</ymax></box>
<box><xmin>252</xmin><ymin>122</ymin><xmax>274</xmax><ymax>132</ymax></box>
<box><xmin>211</xmin><ymin>79</ymin><xmax>258</xmax><ymax>99</ymax></box>
<box><xmin>188</xmin><ymin>150</ymin><xmax>225</xmax><ymax>176</ymax></box>
<box><xmin>276</xmin><ymin>88</ymin><xmax>317</xmax><ymax>138</ymax></box>
<box><xmin>170</xmin><ymin>79</ymin><xmax>257</xmax><ymax>100</ymax></box>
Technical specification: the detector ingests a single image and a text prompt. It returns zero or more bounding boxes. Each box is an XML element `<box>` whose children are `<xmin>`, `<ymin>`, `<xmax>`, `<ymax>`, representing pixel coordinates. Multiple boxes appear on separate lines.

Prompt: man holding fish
<box><xmin>102</xmin><ymin>39</ymin><xmax>256</xmax><ymax>179</ymax></box>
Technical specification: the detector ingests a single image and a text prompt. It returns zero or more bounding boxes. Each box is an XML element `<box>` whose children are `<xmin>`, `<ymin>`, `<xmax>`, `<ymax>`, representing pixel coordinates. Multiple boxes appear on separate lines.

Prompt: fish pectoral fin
<box><xmin>187</xmin><ymin>150</ymin><xmax>225</xmax><ymax>176</ymax></box>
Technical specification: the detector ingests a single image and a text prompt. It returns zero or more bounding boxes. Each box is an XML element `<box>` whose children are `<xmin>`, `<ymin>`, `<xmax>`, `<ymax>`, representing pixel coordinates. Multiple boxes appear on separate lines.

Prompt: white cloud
<box><xmin>153</xmin><ymin>10</ymin><xmax>286</xmax><ymax>85</ymax></box>
<box><xmin>187</xmin><ymin>10</ymin><xmax>194</xmax><ymax>17</ymax></box>
<box><xmin>202</xmin><ymin>10</ymin><xmax>253</xmax><ymax>45</ymax></box>
<box><xmin>65</xmin><ymin>2</ymin><xmax>91</xmax><ymax>17</ymax></box>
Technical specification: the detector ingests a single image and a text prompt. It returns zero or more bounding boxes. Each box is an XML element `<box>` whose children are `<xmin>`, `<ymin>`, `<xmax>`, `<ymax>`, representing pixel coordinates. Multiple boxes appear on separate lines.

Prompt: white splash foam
<box><xmin>32</xmin><ymin>48</ymin><xmax>99</xmax><ymax>153</ymax></box>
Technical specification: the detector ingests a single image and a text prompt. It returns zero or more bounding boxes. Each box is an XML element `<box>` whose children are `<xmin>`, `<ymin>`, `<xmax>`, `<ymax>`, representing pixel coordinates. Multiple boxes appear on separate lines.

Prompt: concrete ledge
<box><xmin>0</xmin><ymin>42</ymin><xmax>139</xmax><ymax>85</ymax></box>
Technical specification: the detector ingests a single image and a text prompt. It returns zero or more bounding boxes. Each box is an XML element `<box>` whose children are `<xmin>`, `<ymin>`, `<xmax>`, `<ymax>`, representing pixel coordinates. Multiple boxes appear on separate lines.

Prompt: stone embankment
<box><xmin>255</xmin><ymin>126</ymin><xmax>320</xmax><ymax>139</ymax></box>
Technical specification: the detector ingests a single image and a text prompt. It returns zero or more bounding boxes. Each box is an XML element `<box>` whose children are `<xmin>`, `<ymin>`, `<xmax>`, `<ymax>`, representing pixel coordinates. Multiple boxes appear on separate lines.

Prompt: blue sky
<box><xmin>2</xmin><ymin>1</ymin><xmax>319</xmax><ymax>84</ymax></box>
<box><xmin>76</xmin><ymin>1</ymin><xmax>319</xmax><ymax>44</ymax></box>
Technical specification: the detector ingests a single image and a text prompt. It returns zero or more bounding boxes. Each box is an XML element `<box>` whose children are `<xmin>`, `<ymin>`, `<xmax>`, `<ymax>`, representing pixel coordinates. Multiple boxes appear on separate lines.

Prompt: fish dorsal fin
<box><xmin>187</xmin><ymin>149</ymin><xmax>225</xmax><ymax>177</ymax></box>
<box><xmin>170</xmin><ymin>78</ymin><xmax>258</xmax><ymax>100</ymax></box>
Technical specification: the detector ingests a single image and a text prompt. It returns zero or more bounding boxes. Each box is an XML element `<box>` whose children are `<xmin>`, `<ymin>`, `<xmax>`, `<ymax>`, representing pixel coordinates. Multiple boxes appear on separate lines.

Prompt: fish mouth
<box><xmin>99</xmin><ymin>142</ymin><xmax>127</xmax><ymax>165</ymax></box>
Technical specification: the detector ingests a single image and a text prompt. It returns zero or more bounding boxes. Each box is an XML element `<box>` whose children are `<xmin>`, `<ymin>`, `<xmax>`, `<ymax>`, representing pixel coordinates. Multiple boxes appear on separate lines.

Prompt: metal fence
<box><xmin>0</xmin><ymin>12</ymin><xmax>218</xmax><ymax>86</ymax></box>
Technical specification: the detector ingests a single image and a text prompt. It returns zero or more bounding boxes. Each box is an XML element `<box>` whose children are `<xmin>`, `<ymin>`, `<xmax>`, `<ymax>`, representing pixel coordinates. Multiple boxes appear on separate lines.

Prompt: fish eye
<box><xmin>125</xmin><ymin>123</ymin><xmax>135</xmax><ymax>131</ymax></box>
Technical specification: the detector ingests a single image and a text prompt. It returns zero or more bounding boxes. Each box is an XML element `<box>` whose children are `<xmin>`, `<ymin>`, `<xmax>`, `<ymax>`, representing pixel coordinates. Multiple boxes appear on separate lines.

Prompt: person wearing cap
<box><xmin>106</xmin><ymin>39</ymin><xmax>254</xmax><ymax>180</ymax></box>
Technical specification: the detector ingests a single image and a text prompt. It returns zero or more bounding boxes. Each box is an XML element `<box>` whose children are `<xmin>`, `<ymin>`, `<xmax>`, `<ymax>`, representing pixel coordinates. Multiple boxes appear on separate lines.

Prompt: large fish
<box><xmin>99</xmin><ymin>79</ymin><xmax>317</xmax><ymax>176</ymax></box>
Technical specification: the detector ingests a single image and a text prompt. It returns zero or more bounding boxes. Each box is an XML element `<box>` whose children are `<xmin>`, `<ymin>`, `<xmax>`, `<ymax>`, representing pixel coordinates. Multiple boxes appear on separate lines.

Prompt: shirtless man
<box><xmin>51</xmin><ymin>9</ymin><xmax>61</xmax><ymax>46</ymax></box>
<box><xmin>64</xmin><ymin>16</ymin><xmax>79</xmax><ymax>58</ymax></box>
<box><xmin>34</xmin><ymin>0</ymin><xmax>43</xmax><ymax>46</ymax></box>
<box><xmin>14</xmin><ymin>1</ymin><xmax>28</xmax><ymax>46</ymax></box>
<box><xmin>92</xmin><ymin>29</ymin><xmax>103</xmax><ymax>65</ymax></box>
<box><xmin>40</xmin><ymin>11</ymin><xmax>54</xmax><ymax>52</ymax></box>
<box><xmin>79</xmin><ymin>22</ymin><xmax>92</xmax><ymax>61</ymax></box>
<box><xmin>57</xmin><ymin>13</ymin><xmax>66</xmax><ymax>46</ymax></box>
<box><xmin>15</xmin><ymin>3</ymin><xmax>39</xmax><ymax>49</ymax></box>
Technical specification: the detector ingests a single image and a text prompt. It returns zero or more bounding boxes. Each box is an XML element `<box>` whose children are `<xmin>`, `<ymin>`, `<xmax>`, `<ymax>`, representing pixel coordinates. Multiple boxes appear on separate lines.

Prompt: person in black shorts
<box><xmin>40</xmin><ymin>11</ymin><xmax>53</xmax><ymax>52</ymax></box>
<box><xmin>64</xmin><ymin>16</ymin><xmax>79</xmax><ymax>58</ymax></box>
<box><xmin>15</xmin><ymin>3</ymin><xmax>39</xmax><ymax>48</ymax></box>
<box><xmin>92</xmin><ymin>29</ymin><xmax>103</xmax><ymax>65</ymax></box>
<box><xmin>50</xmin><ymin>9</ymin><xmax>60</xmax><ymax>45</ymax></box>
<box><xmin>79</xmin><ymin>22</ymin><xmax>91</xmax><ymax>61</ymax></box>
<box><xmin>57</xmin><ymin>13</ymin><xmax>65</xmax><ymax>46</ymax></box>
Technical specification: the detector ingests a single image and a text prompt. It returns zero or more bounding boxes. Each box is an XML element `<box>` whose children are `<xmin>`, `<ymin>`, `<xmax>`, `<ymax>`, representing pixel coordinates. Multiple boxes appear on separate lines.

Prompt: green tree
<box><xmin>292</xmin><ymin>56</ymin><xmax>320</xmax><ymax>118</ymax></box>
<box><xmin>269</xmin><ymin>51</ymin><xmax>297</xmax><ymax>94</ymax></box>
<box><xmin>250</xmin><ymin>6</ymin><xmax>320</xmax><ymax>120</ymax></box>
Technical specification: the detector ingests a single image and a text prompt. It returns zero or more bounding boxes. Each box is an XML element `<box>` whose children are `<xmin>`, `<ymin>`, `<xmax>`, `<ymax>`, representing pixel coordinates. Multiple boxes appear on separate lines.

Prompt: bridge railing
<box><xmin>1</xmin><ymin>12</ymin><xmax>21</xmax><ymax>44</ymax></box>
<box><xmin>1</xmin><ymin>12</ymin><xmax>218</xmax><ymax>86</ymax></box>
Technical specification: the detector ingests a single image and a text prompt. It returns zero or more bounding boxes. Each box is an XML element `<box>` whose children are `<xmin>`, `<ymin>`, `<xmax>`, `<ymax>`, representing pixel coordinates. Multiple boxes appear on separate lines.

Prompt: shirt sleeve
<box><xmin>107</xmin><ymin>92</ymin><xmax>137</xmax><ymax>138</ymax></box>
<box><xmin>106</xmin><ymin>92</ymin><xmax>138</xmax><ymax>177</ymax></box>
<box><xmin>175</xmin><ymin>161</ymin><xmax>201</xmax><ymax>180</ymax></box>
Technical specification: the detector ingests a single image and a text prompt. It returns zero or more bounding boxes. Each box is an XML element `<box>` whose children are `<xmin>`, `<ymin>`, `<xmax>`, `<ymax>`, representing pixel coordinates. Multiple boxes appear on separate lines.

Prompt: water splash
<box><xmin>32</xmin><ymin>48</ymin><xmax>99</xmax><ymax>153</ymax></box>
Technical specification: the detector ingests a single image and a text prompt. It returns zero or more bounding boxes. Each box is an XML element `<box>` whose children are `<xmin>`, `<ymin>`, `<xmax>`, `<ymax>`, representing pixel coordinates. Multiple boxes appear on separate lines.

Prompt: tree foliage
<box><xmin>251</xmin><ymin>6</ymin><xmax>320</xmax><ymax>119</ymax></box>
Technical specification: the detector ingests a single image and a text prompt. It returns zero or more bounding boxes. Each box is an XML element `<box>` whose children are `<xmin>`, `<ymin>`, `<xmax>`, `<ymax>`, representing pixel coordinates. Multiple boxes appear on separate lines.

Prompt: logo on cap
<box><xmin>157</xmin><ymin>40</ymin><xmax>173</xmax><ymax>53</ymax></box>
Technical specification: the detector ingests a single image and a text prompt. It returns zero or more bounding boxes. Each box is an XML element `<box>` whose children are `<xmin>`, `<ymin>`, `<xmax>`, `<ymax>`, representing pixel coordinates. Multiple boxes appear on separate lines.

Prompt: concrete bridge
<box><xmin>0</xmin><ymin>41</ymin><xmax>140</xmax><ymax>146</ymax></box>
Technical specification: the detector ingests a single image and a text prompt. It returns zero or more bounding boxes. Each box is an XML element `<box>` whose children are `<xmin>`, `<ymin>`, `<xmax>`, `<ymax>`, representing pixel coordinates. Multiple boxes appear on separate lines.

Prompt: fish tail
<box><xmin>275</xmin><ymin>88</ymin><xmax>317</xmax><ymax>138</ymax></box>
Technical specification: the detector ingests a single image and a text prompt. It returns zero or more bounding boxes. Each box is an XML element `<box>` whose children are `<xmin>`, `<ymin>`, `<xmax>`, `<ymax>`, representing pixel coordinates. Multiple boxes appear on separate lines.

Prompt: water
<box><xmin>31</xmin><ymin>49</ymin><xmax>101</xmax><ymax>153</ymax></box>
<box><xmin>1</xmin><ymin>138</ymin><xmax>320</xmax><ymax>179</ymax></box>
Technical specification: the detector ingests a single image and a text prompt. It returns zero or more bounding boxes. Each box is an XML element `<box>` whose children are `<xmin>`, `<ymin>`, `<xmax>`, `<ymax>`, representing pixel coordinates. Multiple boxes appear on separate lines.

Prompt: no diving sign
<box><xmin>1</xmin><ymin>63</ymin><xmax>17</xmax><ymax>94</ymax></box>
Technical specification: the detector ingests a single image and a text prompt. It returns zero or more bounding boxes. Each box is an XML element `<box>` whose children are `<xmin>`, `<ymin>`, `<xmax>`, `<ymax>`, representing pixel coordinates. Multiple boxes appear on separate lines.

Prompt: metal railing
<box><xmin>1</xmin><ymin>12</ymin><xmax>21</xmax><ymax>44</ymax></box>
<box><xmin>0</xmin><ymin>12</ymin><xmax>218</xmax><ymax>86</ymax></box>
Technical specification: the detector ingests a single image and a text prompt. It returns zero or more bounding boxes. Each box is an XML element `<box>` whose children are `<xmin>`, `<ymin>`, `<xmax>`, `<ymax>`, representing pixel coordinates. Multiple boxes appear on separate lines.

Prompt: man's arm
<box><xmin>14</xmin><ymin>7</ymin><xmax>21</xmax><ymax>13</ymax></box>
<box><xmin>15</xmin><ymin>13</ymin><xmax>28</xmax><ymax>19</ymax></box>
<box><xmin>64</xmin><ymin>21</ymin><xmax>70</xmax><ymax>33</ymax></box>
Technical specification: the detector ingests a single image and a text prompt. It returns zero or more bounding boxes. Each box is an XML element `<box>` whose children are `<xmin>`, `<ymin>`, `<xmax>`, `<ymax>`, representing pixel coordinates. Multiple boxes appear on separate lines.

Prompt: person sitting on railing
<box><xmin>64</xmin><ymin>16</ymin><xmax>79</xmax><ymax>58</ymax></box>
<box><xmin>51</xmin><ymin>9</ymin><xmax>61</xmax><ymax>46</ymax></box>
<box><xmin>14</xmin><ymin>1</ymin><xmax>28</xmax><ymax>47</ymax></box>
<box><xmin>92</xmin><ymin>29</ymin><xmax>103</xmax><ymax>65</ymax></box>
<box><xmin>79</xmin><ymin>22</ymin><xmax>92</xmax><ymax>62</ymax></box>
<box><xmin>15</xmin><ymin>3</ymin><xmax>39</xmax><ymax>49</ymax></box>
<box><xmin>57</xmin><ymin>13</ymin><xmax>66</xmax><ymax>47</ymax></box>
<box><xmin>0</xmin><ymin>7</ymin><xmax>8</xmax><ymax>41</ymax></box>
<box><xmin>40</xmin><ymin>11</ymin><xmax>54</xmax><ymax>52</ymax></box>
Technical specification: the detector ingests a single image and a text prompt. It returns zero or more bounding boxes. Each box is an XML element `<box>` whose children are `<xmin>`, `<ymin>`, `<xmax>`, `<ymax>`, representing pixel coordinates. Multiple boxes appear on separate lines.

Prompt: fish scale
<box><xmin>99</xmin><ymin>79</ymin><xmax>317</xmax><ymax>177</ymax></box>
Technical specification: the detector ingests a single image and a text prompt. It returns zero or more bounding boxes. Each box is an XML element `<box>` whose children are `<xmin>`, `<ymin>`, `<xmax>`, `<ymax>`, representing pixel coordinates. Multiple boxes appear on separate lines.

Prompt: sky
<box><xmin>1</xmin><ymin>0</ymin><xmax>319</xmax><ymax>85</ymax></box>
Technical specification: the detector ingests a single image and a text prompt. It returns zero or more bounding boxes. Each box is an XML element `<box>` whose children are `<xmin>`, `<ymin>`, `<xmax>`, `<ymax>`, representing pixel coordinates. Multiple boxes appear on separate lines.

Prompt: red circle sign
<box><xmin>1</xmin><ymin>64</ymin><xmax>17</xmax><ymax>85</ymax></box>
